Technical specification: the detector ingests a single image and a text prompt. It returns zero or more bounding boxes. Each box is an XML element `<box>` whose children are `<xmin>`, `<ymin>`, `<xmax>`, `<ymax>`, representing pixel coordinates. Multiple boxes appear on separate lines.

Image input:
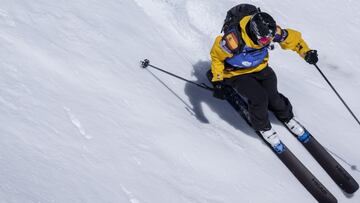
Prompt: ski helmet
<box><xmin>249</xmin><ymin>12</ymin><xmax>276</xmax><ymax>43</ymax></box>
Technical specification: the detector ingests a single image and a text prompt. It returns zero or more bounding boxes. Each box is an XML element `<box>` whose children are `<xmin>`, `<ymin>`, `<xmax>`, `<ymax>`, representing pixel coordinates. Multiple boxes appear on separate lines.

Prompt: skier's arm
<box><xmin>275</xmin><ymin>27</ymin><xmax>311</xmax><ymax>58</ymax></box>
<box><xmin>210</xmin><ymin>36</ymin><xmax>232</xmax><ymax>82</ymax></box>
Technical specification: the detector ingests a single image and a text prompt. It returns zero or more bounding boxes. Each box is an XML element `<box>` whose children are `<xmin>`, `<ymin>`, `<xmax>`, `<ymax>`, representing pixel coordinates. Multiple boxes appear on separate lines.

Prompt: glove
<box><xmin>304</xmin><ymin>50</ymin><xmax>318</xmax><ymax>65</ymax></box>
<box><xmin>212</xmin><ymin>81</ymin><xmax>226</xmax><ymax>100</ymax></box>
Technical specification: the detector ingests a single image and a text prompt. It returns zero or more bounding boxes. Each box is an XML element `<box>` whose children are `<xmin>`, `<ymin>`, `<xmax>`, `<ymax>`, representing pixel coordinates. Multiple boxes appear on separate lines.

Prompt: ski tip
<box><xmin>140</xmin><ymin>59</ymin><xmax>150</xmax><ymax>69</ymax></box>
<box><xmin>344</xmin><ymin>180</ymin><xmax>359</xmax><ymax>194</ymax></box>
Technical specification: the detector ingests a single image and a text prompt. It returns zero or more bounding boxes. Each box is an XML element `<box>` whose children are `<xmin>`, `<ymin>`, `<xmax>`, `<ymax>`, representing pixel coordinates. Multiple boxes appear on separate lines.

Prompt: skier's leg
<box><xmin>224</xmin><ymin>75</ymin><xmax>271</xmax><ymax>131</ymax></box>
<box><xmin>225</xmin><ymin>72</ymin><xmax>283</xmax><ymax>150</ymax></box>
<box><xmin>258</xmin><ymin>67</ymin><xmax>294</xmax><ymax>122</ymax></box>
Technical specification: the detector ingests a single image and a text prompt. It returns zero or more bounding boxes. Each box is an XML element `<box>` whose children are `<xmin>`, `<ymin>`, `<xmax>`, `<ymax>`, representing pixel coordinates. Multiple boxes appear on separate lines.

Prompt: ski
<box><xmin>282</xmin><ymin>122</ymin><xmax>359</xmax><ymax>194</ymax></box>
<box><xmin>223</xmin><ymin>85</ymin><xmax>338</xmax><ymax>203</ymax></box>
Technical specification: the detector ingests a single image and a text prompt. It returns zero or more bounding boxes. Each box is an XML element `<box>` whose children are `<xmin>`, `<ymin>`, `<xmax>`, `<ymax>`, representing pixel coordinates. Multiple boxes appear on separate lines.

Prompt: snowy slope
<box><xmin>0</xmin><ymin>0</ymin><xmax>359</xmax><ymax>202</ymax></box>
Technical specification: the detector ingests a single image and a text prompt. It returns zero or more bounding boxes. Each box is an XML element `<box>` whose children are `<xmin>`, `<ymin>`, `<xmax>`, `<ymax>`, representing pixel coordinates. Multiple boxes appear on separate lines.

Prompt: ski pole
<box><xmin>314</xmin><ymin>64</ymin><xmax>360</xmax><ymax>126</ymax></box>
<box><xmin>140</xmin><ymin>59</ymin><xmax>214</xmax><ymax>91</ymax></box>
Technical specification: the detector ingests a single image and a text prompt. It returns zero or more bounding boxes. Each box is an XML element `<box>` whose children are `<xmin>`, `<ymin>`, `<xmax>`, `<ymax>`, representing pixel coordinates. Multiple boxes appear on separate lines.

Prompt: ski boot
<box><xmin>259</xmin><ymin>128</ymin><xmax>285</xmax><ymax>153</ymax></box>
<box><xmin>285</xmin><ymin>118</ymin><xmax>310</xmax><ymax>143</ymax></box>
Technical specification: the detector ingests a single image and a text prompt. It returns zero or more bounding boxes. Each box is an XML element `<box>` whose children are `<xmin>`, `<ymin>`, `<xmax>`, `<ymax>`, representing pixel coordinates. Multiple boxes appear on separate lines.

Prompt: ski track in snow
<box><xmin>121</xmin><ymin>185</ymin><xmax>141</xmax><ymax>203</ymax></box>
<box><xmin>64</xmin><ymin>107</ymin><xmax>92</xmax><ymax>140</ymax></box>
<box><xmin>0</xmin><ymin>9</ymin><xmax>16</xmax><ymax>27</ymax></box>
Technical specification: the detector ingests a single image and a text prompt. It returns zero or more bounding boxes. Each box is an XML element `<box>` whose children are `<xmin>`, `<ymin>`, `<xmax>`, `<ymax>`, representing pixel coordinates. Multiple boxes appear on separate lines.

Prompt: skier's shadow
<box><xmin>184</xmin><ymin>60</ymin><xmax>256</xmax><ymax>138</ymax></box>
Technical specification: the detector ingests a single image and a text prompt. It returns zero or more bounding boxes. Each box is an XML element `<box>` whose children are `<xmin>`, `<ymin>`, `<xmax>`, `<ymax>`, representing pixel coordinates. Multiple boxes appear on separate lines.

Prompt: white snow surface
<box><xmin>1</xmin><ymin>0</ymin><xmax>360</xmax><ymax>202</ymax></box>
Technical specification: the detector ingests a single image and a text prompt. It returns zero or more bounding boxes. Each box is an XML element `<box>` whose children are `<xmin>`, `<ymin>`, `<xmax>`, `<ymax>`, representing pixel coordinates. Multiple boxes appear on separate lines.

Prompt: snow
<box><xmin>0</xmin><ymin>0</ymin><xmax>359</xmax><ymax>202</ymax></box>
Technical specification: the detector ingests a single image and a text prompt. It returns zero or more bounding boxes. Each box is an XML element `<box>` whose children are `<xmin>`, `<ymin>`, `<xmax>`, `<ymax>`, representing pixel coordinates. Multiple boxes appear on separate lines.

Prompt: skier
<box><xmin>210</xmin><ymin>4</ymin><xmax>318</xmax><ymax>150</ymax></box>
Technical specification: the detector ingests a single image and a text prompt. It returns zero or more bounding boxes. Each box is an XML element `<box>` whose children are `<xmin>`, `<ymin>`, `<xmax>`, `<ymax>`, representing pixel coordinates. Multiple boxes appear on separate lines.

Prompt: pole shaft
<box><xmin>147</xmin><ymin>63</ymin><xmax>213</xmax><ymax>91</ymax></box>
<box><xmin>314</xmin><ymin>64</ymin><xmax>360</xmax><ymax>125</ymax></box>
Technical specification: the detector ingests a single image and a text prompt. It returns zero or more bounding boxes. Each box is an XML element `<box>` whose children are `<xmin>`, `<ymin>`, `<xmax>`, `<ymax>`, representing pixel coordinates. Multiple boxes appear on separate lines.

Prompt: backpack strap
<box><xmin>221</xmin><ymin>4</ymin><xmax>261</xmax><ymax>54</ymax></box>
<box><xmin>222</xmin><ymin>26</ymin><xmax>244</xmax><ymax>54</ymax></box>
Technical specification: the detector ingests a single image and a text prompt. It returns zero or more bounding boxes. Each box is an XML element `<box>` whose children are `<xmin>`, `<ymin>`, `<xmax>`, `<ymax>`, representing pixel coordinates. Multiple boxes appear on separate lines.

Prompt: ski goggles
<box><xmin>257</xmin><ymin>35</ymin><xmax>273</xmax><ymax>45</ymax></box>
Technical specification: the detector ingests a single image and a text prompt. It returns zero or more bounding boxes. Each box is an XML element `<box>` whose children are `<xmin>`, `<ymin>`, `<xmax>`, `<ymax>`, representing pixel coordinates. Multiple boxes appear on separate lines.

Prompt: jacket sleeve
<box><xmin>279</xmin><ymin>29</ymin><xmax>311</xmax><ymax>58</ymax></box>
<box><xmin>210</xmin><ymin>36</ymin><xmax>232</xmax><ymax>82</ymax></box>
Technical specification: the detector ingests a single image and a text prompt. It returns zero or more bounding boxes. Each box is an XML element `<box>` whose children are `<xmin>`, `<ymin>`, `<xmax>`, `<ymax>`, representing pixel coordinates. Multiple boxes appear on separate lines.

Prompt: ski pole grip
<box><xmin>140</xmin><ymin>59</ymin><xmax>150</xmax><ymax>68</ymax></box>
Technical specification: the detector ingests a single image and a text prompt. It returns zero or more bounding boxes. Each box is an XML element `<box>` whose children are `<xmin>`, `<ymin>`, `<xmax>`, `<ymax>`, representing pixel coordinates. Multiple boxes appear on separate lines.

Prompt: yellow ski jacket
<box><xmin>210</xmin><ymin>15</ymin><xmax>311</xmax><ymax>82</ymax></box>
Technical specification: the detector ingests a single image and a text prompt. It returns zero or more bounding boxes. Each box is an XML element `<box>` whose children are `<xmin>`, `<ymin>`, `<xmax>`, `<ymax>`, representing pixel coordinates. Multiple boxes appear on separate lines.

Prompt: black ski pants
<box><xmin>223</xmin><ymin>66</ymin><xmax>294</xmax><ymax>131</ymax></box>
